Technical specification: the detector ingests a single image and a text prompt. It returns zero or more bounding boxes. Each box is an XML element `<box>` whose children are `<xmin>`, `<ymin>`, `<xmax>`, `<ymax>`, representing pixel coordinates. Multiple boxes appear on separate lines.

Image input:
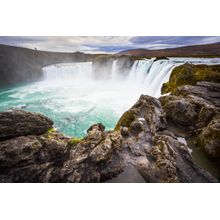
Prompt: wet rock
<box><xmin>0</xmin><ymin>110</ymin><xmax>53</xmax><ymax>141</ymax></box>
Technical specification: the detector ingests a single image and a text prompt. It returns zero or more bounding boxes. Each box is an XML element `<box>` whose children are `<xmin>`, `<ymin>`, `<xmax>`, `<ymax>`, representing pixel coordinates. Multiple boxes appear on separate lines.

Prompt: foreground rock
<box><xmin>0</xmin><ymin>97</ymin><xmax>217</xmax><ymax>183</ymax></box>
<box><xmin>0</xmin><ymin>110</ymin><xmax>53</xmax><ymax>141</ymax></box>
<box><xmin>199</xmin><ymin>115</ymin><xmax>220</xmax><ymax>159</ymax></box>
<box><xmin>160</xmin><ymin>81</ymin><xmax>220</xmax><ymax>163</ymax></box>
<box><xmin>114</xmin><ymin>95</ymin><xmax>216</xmax><ymax>183</ymax></box>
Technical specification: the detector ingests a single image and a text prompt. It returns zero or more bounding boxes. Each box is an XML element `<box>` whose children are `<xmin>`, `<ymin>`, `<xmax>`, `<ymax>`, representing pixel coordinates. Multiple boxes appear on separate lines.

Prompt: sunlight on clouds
<box><xmin>0</xmin><ymin>36</ymin><xmax>219</xmax><ymax>53</ymax></box>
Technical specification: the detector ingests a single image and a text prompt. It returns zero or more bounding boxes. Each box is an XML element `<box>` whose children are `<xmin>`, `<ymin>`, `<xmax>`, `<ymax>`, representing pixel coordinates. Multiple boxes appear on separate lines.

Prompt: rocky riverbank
<box><xmin>0</xmin><ymin>94</ymin><xmax>218</xmax><ymax>182</ymax></box>
<box><xmin>0</xmin><ymin>63</ymin><xmax>219</xmax><ymax>183</ymax></box>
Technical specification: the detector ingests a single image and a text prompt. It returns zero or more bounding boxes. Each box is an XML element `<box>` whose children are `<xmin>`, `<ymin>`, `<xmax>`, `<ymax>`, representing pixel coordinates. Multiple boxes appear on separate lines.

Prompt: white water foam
<box><xmin>43</xmin><ymin>57</ymin><xmax>220</xmax><ymax>98</ymax></box>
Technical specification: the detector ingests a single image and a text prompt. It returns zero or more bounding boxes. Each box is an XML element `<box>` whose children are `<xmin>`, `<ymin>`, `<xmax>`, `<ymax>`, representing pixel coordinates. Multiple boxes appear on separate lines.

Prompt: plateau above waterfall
<box><xmin>0</xmin><ymin>57</ymin><xmax>219</xmax><ymax>137</ymax></box>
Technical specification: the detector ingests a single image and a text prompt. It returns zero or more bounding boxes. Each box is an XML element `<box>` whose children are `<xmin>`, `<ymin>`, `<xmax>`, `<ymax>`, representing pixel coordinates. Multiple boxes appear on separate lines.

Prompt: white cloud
<box><xmin>0</xmin><ymin>36</ymin><xmax>219</xmax><ymax>53</ymax></box>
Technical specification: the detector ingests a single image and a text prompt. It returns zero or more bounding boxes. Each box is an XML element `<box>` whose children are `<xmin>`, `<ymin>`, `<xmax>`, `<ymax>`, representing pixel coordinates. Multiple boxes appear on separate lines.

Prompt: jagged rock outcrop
<box><xmin>0</xmin><ymin>121</ymin><xmax>123</xmax><ymax>183</ymax></box>
<box><xmin>0</xmin><ymin>96</ymin><xmax>217</xmax><ymax>183</ymax></box>
<box><xmin>161</xmin><ymin>63</ymin><xmax>220</xmax><ymax>94</ymax></box>
<box><xmin>114</xmin><ymin>95</ymin><xmax>216</xmax><ymax>183</ymax></box>
<box><xmin>173</xmin><ymin>81</ymin><xmax>220</xmax><ymax>109</ymax></box>
<box><xmin>160</xmin><ymin>81</ymin><xmax>220</xmax><ymax>163</ymax></box>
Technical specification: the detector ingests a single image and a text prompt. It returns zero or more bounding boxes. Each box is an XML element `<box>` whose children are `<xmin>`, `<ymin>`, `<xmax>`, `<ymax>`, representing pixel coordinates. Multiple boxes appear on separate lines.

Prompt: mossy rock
<box><xmin>68</xmin><ymin>137</ymin><xmax>82</xmax><ymax>147</ymax></box>
<box><xmin>161</xmin><ymin>63</ymin><xmax>220</xmax><ymax>94</ymax></box>
<box><xmin>115</xmin><ymin>110</ymin><xmax>135</xmax><ymax>130</ymax></box>
<box><xmin>47</xmin><ymin>127</ymin><xmax>56</xmax><ymax>133</ymax></box>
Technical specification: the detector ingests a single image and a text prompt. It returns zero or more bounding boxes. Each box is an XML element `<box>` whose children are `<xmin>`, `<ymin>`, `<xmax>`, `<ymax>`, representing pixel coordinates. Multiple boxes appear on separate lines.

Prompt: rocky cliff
<box><xmin>0</xmin><ymin>44</ymin><xmax>135</xmax><ymax>87</ymax></box>
<box><xmin>0</xmin><ymin>44</ymin><xmax>94</xmax><ymax>86</ymax></box>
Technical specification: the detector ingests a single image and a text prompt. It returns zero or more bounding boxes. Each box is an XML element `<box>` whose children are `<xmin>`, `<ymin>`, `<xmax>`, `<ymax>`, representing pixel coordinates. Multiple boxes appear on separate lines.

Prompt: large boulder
<box><xmin>115</xmin><ymin>95</ymin><xmax>167</xmax><ymax>133</ymax></box>
<box><xmin>0</xmin><ymin>110</ymin><xmax>53</xmax><ymax>141</ymax></box>
<box><xmin>161</xmin><ymin>63</ymin><xmax>220</xmax><ymax>94</ymax></box>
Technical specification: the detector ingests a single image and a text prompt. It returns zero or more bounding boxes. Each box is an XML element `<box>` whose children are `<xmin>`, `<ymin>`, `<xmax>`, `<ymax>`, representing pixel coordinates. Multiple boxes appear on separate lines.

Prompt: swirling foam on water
<box><xmin>0</xmin><ymin>57</ymin><xmax>220</xmax><ymax>137</ymax></box>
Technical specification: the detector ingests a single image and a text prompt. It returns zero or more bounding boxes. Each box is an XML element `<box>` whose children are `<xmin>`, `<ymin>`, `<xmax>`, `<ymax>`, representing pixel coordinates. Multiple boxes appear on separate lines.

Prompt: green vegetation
<box><xmin>47</xmin><ymin>127</ymin><xmax>56</xmax><ymax>133</ymax></box>
<box><xmin>115</xmin><ymin>110</ymin><xmax>135</xmax><ymax>130</ymax></box>
<box><xmin>69</xmin><ymin>137</ymin><xmax>82</xmax><ymax>146</ymax></box>
<box><xmin>161</xmin><ymin>63</ymin><xmax>220</xmax><ymax>94</ymax></box>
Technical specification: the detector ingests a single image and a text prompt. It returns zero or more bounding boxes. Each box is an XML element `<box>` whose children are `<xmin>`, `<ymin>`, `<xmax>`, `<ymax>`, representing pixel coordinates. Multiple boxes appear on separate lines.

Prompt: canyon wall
<box><xmin>0</xmin><ymin>44</ymin><xmax>94</xmax><ymax>86</ymax></box>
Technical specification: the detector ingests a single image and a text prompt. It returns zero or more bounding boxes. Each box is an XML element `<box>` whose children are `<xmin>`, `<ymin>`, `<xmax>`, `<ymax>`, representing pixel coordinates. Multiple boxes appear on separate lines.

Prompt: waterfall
<box><xmin>126</xmin><ymin>59</ymin><xmax>179</xmax><ymax>97</ymax></box>
<box><xmin>111</xmin><ymin>60</ymin><xmax>118</xmax><ymax>80</ymax></box>
<box><xmin>43</xmin><ymin>62</ymin><xmax>92</xmax><ymax>81</ymax></box>
<box><xmin>3</xmin><ymin>57</ymin><xmax>220</xmax><ymax>137</ymax></box>
<box><xmin>42</xmin><ymin>58</ymin><xmax>220</xmax><ymax>97</ymax></box>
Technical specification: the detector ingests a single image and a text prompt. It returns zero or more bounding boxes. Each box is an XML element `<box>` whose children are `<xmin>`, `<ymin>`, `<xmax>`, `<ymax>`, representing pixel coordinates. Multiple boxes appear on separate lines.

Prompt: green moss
<box><xmin>47</xmin><ymin>127</ymin><xmax>56</xmax><ymax>133</ymax></box>
<box><xmin>161</xmin><ymin>64</ymin><xmax>220</xmax><ymax>94</ymax></box>
<box><xmin>115</xmin><ymin>110</ymin><xmax>135</xmax><ymax>130</ymax></box>
<box><xmin>69</xmin><ymin>137</ymin><xmax>82</xmax><ymax>146</ymax></box>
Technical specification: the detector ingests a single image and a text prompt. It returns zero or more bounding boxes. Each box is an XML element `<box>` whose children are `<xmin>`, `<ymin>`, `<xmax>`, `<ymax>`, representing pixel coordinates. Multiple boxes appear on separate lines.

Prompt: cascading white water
<box><xmin>1</xmin><ymin>57</ymin><xmax>220</xmax><ymax>137</ymax></box>
<box><xmin>43</xmin><ymin>62</ymin><xmax>92</xmax><ymax>81</ymax></box>
<box><xmin>42</xmin><ymin>58</ymin><xmax>220</xmax><ymax>97</ymax></box>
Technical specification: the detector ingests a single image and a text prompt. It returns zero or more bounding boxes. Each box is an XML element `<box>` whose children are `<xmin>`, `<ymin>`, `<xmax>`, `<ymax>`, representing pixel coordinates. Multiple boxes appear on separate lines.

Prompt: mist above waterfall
<box><xmin>42</xmin><ymin>57</ymin><xmax>220</xmax><ymax>97</ymax></box>
<box><xmin>0</xmin><ymin>57</ymin><xmax>220</xmax><ymax>137</ymax></box>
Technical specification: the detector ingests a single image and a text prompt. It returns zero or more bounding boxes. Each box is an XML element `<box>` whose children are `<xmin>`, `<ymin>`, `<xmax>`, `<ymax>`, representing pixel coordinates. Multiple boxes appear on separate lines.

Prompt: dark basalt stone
<box><xmin>0</xmin><ymin>110</ymin><xmax>53</xmax><ymax>141</ymax></box>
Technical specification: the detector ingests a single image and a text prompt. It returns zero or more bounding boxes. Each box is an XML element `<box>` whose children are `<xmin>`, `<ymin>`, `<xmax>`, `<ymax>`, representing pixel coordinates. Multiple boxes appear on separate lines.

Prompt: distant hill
<box><xmin>117</xmin><ymin>42</ymin><xmax>220</xmax><ymax>57</ymax></box>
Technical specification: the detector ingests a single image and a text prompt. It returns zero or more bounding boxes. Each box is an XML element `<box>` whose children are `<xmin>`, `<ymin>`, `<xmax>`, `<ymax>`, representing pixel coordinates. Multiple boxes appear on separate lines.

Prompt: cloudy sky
<box><xmin>0</xmin><ymin>36</ymin><xmax>220</xmax><ymax>53</ymax></box>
